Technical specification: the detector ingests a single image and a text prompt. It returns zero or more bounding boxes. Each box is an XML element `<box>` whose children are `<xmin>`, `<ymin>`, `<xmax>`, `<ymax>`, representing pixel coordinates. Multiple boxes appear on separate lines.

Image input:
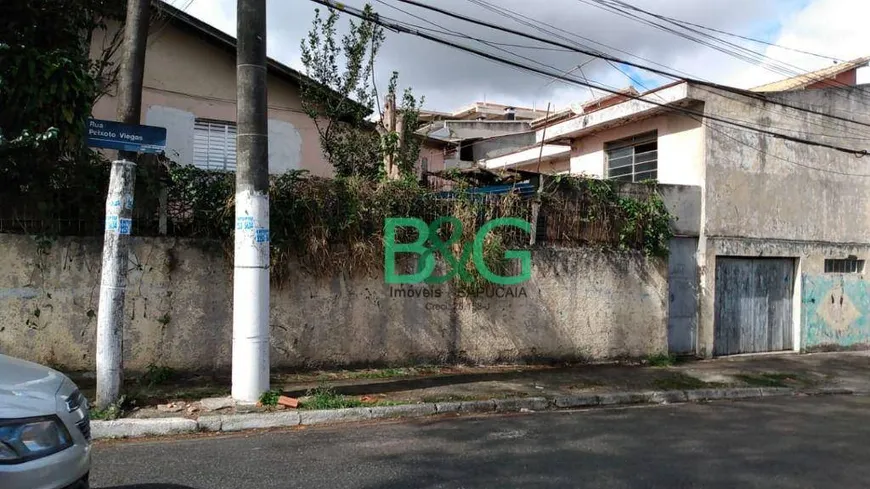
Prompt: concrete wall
<box><xmin>421</xmin><ymin>121</ymin><xmax>532</xmax><ymax>141</ymax></box>
<box><xmin>695</xmin><ymin>84</ymin><xmax>870</xmax><ymax>243</ymax></box>
<box><xmin>0</xmin><ymin>235</ymin><xmax>668</xmax><ymax>372</ymax></box>
<box><xmin>471</xmin><ymin>132</ymin><xmax>537</xmax><ymax>161</ymax></box>
<box><xmin>568</xmin><ymin>108</ymin><xmax>705</xmax><ymax>187</ymax></box>
<box><xmin>692</xmin><ymin>84</ymin><xmax>870</xmax><ymax>356</ymax></box>
<box><xmin>90</xmin><ymin>21</ymin><xmax>331</xmax><ymax>176</ymax></box>
<box><xmin>802</xmin><ymin>251</ymin><xmax>870</xmax><ymax>352</ymax></box>
<box><xmin>513</xmin><ymin>158</ymin><xmax>571</xmax><ymax>175</ymax></box>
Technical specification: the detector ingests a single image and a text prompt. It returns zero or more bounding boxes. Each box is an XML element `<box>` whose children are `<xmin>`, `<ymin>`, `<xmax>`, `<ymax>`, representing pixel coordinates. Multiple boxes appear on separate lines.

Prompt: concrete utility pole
<box><xmin>383</xmin><ymin>90</ymin><xmax>401</xmax><ymax>180</ymax></box>
<box><xmin>96</xmin><ymin>0</ymin><xmax>151</xmax><ymax>409</ymax></box>
<box><xmin>232</xmin><ymin>0</ymin><xmax>270</xmax><ymax>403</ymax></box>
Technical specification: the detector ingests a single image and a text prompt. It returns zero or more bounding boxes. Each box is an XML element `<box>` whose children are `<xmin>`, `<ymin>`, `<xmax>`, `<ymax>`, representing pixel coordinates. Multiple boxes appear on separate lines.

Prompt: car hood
<box><xmin>0</xmin><ymin>354</ymin><xmax>66</xmax><ymax>417</ymax></box>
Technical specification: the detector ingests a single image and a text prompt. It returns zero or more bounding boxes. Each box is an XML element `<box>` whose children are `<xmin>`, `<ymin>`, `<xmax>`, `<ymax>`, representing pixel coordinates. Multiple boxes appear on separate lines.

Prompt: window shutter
<box><xmin>193</xmin><ymin>119</ymin><xmax>238</xmax><ymax>171</ymax></box>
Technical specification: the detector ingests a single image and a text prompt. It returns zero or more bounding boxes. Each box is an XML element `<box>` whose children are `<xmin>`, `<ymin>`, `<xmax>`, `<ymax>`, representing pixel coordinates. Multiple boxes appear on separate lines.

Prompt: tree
<box><xmin>0</xmin><ymin>0</ymin><xmax>126</xmax><ymax>231</ymax></box>
<box><xmin>384</xmin><ymin>72</ymin><xmax>425</xmax><ymax>179</ymax></box>
<box><xmin>299</xmin><ymin>4</ymin><xmax>424</xmax><ymax>181</ymax></box>
<box><xmin>0</xmin><ymin>0</ymin><xmax>125</xmax><ymax>150</ymax></box>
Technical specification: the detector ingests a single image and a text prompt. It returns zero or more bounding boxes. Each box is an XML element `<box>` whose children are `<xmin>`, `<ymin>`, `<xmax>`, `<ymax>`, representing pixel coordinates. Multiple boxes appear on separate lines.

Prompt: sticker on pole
<box><xmin>236</xmin><ymin>216</ymin><xmax>255</xmax><ymax>230</ymax></box>
<box><xmin>119</xmin><ymin>218</ymin><xmax>132</xmax><ymax>235</ymax></box>
<box><xmin>255</xmin><ymin>228</ymin><xmax>270</xmax><ymax>243</ymax></box>
<box><xmin>106</xmin><ymin>215</ymin><xmax>119</xmax><ymax>231</ymax></box>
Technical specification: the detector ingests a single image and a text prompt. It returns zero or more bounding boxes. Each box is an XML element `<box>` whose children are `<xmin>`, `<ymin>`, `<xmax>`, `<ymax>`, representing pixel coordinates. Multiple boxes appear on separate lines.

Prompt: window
<box><xmin>824</xmin><ymin>258</ymin><xmax>864</xmax><ymax>274</ymax></box>
<box><xmin>193</xmin><ymin>119</ymin><xmax>237</xmax><ymax>171</ymax></box>
<box><xmin>605</xmin><ymin>131</ymin><xmax>658</xmax><ymax>182</ymax></box>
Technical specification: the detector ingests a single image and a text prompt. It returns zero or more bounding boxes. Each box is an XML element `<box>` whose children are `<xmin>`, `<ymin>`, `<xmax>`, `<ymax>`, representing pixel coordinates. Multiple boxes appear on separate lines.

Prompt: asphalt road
<box><xmin>92</xmin><ymin>395</ymin><xmax>870</xmax><ymax>489</ymax></box>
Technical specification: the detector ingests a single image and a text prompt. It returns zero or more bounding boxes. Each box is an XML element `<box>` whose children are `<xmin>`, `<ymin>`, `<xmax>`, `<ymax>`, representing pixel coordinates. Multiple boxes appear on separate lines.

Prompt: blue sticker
<box><xmin>255</xmin><ymin>228</ymin><xmax>270</xmax><ymax>243</ymax></box>
<box><xmin>119</xmin><ymin>218</ymin><xmax>132</xmax><ymax>235</ymax></box>
<box><xmin>124</xmin><ymin>196</ymin><xmax>134</xmax><ymax>210</ymax></box>
<box><xmin>236</xmin><ymin>216</ymin><xmax>255</xmax><ymax>230</ymax></box>
<box><xmin>109</xmin><ymin>199</ymin><xmax>122</xmax><ymax>208</ymax></box>
<box><xmin>106</xmin><ymin>215</ymin><xmax>119</xmax><ymax>231</ymax></box>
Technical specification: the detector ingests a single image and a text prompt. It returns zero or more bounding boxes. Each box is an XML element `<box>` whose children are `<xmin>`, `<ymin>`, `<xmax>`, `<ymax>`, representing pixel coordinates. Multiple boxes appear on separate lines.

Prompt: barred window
<box><xmin>824</xmin><ymin>258</ymin><xmax>864</xmax><ymax>274</ymax></box>
<box><xmin>605</xmin><ymin>131</ymin><xmax>658</xmax><ymax>182</ymax></box>
<box><xmin>193</xmin><ymin>119</ymin><xmax>237</xmax><ymax>171</ymax></box>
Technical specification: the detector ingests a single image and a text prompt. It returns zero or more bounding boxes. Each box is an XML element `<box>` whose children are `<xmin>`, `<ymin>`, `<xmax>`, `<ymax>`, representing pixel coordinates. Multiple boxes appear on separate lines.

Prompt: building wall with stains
<box><xmin>0</xmin><ymin>235</ymin><xmax>668</xmax><ymax>372</ymax></box>
<box><xmin>693</xmin><ymin>83</ymin><xmax>870</xmax><ymax>356</ymax></box>
<box><xmin>801</xmin><ymin>253</ymin><xmax>870</xmax><ymax>351</ymax></box>
<box><xmin>90</xmin><ymin>20</ymin><xmax>332</xmax><ymax>176</ymax></box>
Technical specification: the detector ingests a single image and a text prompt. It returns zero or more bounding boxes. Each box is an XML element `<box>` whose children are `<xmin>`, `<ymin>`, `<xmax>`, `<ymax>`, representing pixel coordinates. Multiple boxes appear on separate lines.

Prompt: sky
<box><xmin>176</xmin><ymin>0</ymin><xmax>870</xmax><ymax>114</ymax></box>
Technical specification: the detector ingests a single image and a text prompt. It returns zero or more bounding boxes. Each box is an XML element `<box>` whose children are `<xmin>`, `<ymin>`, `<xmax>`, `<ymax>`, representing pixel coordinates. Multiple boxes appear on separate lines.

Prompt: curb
<box><xmin>90</xmin><ymin>386</ymin><xmax>851</xmax><ymax>440</ymax></box>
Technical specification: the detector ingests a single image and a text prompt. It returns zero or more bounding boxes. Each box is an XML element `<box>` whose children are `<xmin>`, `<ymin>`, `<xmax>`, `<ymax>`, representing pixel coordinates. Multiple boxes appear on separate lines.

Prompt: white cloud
<box><xmin>724</xmin><ymin>0</ymin><xmax>870</xmax><ymax>89</ymax></box>
<box><xmin>177</xmin><ymin>0</ymin><xmax>869</xmax><ymax>112</ymax></box>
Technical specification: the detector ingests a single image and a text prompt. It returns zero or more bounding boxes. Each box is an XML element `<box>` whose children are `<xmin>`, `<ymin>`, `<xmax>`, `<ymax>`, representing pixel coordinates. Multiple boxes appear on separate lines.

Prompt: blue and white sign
<box><xmin>255</xmin><ymin>228</ymin><xmax>270</xmax><ymax>243</ymax></box>
<box><xmin>106</xmin><ymin>215</ymin><xmax>119</xmax><ymax>231</ymax></box>
<box><xmin>119</xmin><ymin>218</ymin><xmax>132</xmax><ymax>236</ymax></box>
<box><xmin>87</xmin><ymin>118</ymin><xmax>167</xmax><ymax>154</ymax></box>
<box><xmin>236</xmin><ymin>216</ymin><xmax>255</xmax><ymax>230</ymax></box>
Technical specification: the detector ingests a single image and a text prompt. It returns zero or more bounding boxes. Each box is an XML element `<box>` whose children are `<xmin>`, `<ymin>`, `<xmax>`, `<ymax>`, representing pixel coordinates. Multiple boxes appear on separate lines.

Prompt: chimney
<box><xmin>504</xmin><ymin>106</ymin><xmax>516</xmax><ymax>120</ymax></box>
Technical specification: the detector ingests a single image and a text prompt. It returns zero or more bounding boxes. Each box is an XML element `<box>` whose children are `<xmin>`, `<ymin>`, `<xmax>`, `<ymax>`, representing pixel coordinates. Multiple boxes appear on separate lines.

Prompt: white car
<box><xmin>0</xmin><ymin>353</ymin><xmax>91</xmax><ymax>489</ymax></box>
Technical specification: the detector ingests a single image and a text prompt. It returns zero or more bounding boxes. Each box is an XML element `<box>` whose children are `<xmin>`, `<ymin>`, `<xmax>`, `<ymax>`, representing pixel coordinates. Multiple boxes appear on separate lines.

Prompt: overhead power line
<box><xmin>310</xmin><ymin>0</ymin><xmax>868</xmax><ymax>157</ymax></box>
<box><xmin>461</xmin><ymin>0</ymin><xmax>870</xmax><ymax>141</ymax></box>
<box><xmin>606</xmin><ymin>57</ymin><xmax>870</xmax><ymax>177</ymax></box>
<box><xmin>389</xmin><ymin>0</ymin><xmax>870</xmax><ymax>131</ymax></box>
<box><xmin>584</xmin><ymin>0</ymin><xmax>867</xmax><ymax>97</ymax></box>
<box><xmin>654</xmin><ymin>14</ymin><xmax>844</xmax><ymax>62</ymax></box>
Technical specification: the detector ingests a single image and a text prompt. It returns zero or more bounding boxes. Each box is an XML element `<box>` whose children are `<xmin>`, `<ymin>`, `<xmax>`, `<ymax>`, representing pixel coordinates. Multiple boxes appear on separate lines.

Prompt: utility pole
<box><xmin>383</xmin><ymin>90</ymin><xmax>401</xmax><ymax>180</ymax></box>
<box><xmin>96</xmin><ymin>0</ymin><xmax>151</xmax><ymax>409</ymax></box>
<box><xmin>232</xmin><ymin>0</ymin><xmax>270</xmax><ymax>403</ymax></box>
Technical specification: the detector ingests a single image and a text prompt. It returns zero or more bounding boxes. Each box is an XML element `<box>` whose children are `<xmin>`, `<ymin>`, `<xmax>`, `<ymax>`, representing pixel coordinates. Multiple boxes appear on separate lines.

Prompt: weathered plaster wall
<box><xmin>696</xmin><ymin>237</ymin><xmax>870</xmax><ymax>357</ymax></box>
<box><xmin>568</xmin><ymin>109</ymin><xmax>705</xmax><ymax>187</ymax></box>
<box><xmin>0</xmin><ymin>235</ymin><xmax>667</xmax><ymax>372</ymax></box>
<box><xmin>693</xmin><ymin>84</ymin><xmax>870</xmax><ymax>357</ymax></box>
<box><xmin>513</xmin><ymin>158</ymin><xmax>570</xmax><ymax>175</ymax></box>
<box><xmin>695</xmin><ymin>84</ymin><xmax>870</xmax><ymax>242</ymax></box>
<box><xmin>471</xmin><ymin>132</ymin><xmax>537</xmax><ymax>161</ymax></box>
<box><xmin>90</xmin><ymin>21</ymin><xmax>329</xmax><ymax>176</ymax></box>
<box><xmin>800</xmin><ymin>250</ymin><xmax>870</xmax><ymax>352</ymax></box>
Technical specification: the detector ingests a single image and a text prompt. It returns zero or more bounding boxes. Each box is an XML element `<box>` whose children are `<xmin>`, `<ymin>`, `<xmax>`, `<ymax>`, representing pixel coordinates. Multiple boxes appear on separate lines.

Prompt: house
<box><xmin>479</xmin><ymin>88</ymin><xmax>642</xmax><ymax>175</ymax></box>
<box><xmin>486</xmin><ymin>56</ymin><xmax>870</xmax><ymax>358</ymax></box>
<box><xmin>90</xmin><ymin>0</ymin><xmax>337</xmax><ymax>176</ymax></box>
<box><xmin>417</xmin><ymin>102</ymin><xmax>550</xmax><ymax>174</ymax></box>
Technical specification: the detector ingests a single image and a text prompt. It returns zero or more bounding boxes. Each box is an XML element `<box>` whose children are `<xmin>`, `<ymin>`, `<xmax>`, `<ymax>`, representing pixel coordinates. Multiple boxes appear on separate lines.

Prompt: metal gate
<box><xmin>668</xmin><ymin>238</ymin><xmax>698</xmax><ymax>355</ymax></box>
<box><xmin>714</xmin><ymin>257</ymin><xmax>794</xmax><ymax>356</ymax></box>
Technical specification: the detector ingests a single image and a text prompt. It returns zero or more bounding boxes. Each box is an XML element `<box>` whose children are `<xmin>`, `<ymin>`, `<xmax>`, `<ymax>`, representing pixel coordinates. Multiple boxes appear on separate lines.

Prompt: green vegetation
<box><xmin>259</xmin><ymin>389</ymin><xmax>282</xmax><ymax>407</ymax></box>
<box><xmin>299</xmin><ymin>4</ymin><xmax>422</xmax><ymax>179</ymax></box>
<box><xmin>301</xmin><ymin>385</ymin><xmax>363</xmax><ymax>410</ymax></box>
<box><xmin>545</xmin><ymin>175</ymin><xmax>673</xmax><ymax>257</ymax></box>
<box><xmin>646</xmin><ymin>353</ymin><xmax>677</xmax><ymax>367</ymax></box>
<box><xmin>89</xmin><ymin>395</ymin><xmax>131</xmax><ymax>421</ymax></box>
<box><xmin>734</xmin><ymin>372</ymin><xmax>813</xmax><ymax>388</ymax></box>
<box><xmin>653</xmin><ymin>373</ymin><xmax>714</xmax><ymax>391</ymax></box>
<box><xmin>142</xmin><ymin>364</ymin><xmax>175</xmax><ymax>387</ymax></box>
<box><xmin>1</xmin><ymin>0</ymin><xmax>125</xmax><ymax>233</ymax></box>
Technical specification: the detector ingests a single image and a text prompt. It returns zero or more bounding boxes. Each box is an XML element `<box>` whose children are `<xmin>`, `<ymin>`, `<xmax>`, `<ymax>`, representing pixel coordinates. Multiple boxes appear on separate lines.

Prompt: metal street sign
<box><xmin>86</xmin><ymin>118</ymin><xmax>167</xmax><ymax>154</ymax></box>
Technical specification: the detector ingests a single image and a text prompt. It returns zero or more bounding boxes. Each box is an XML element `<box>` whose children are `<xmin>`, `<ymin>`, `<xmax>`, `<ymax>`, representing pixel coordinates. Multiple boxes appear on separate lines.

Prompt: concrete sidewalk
<box><xmin>81</xmin><ymin>351</ymin><xmax>869</xmax><ymax>439</ymax></box>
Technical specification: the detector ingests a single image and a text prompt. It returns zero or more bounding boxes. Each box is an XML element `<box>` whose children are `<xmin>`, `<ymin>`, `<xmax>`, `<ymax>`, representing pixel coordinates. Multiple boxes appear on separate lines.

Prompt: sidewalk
<box><xmin>79</xmin><ymin>351</ymin><xmax>869</xmax><ymax>438</ymax></box>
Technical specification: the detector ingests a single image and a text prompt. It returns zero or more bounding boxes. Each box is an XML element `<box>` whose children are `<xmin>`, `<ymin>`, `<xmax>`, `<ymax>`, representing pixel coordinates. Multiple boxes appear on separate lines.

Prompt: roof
<box><xmin>750</xmin><ymin>55</ymin><xmax>870</xmax><ymax>92</ymax></box>
<box><xmin>420</xmin><ymin>102</ymin><xmax>550</xmax><ymax>122</ymax></box>
<box><xmin>154</xmin><ymin>0</ymin><xmax>365</xmax><ymax>113</ymax></box>
<box><xmin>155</xmin><ymin>1</ymin><xmax>306</xmax><ymax>87</ymax></box>
<box><xmin>529</xmin><ymin>86</ymin><xmax>640</xmax><ymax>129</ymax></box>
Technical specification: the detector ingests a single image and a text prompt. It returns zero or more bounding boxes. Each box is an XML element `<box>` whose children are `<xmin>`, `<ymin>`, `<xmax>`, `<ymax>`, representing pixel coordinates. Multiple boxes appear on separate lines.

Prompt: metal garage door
<box><xmin>714</xmin><ymin>257</ymin><xmax>794</xmax><ymax>356</ymax></box>
<box><xmin>668</xmin><ymin>238</ymin><xmax>698</xmax><ymax>355</ymax></box>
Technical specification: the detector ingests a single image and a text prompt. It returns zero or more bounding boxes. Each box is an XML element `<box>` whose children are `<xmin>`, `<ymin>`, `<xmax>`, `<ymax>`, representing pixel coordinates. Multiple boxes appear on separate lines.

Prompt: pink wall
<box><xmin>90</xmin><ymin>21</ymin><xmax>332</xmax><ymax>176</ymax></box>
<box><xmin>806</xmin><ymin>69</ymin><xmax>858</xmax><ymax>90</ymax></box>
